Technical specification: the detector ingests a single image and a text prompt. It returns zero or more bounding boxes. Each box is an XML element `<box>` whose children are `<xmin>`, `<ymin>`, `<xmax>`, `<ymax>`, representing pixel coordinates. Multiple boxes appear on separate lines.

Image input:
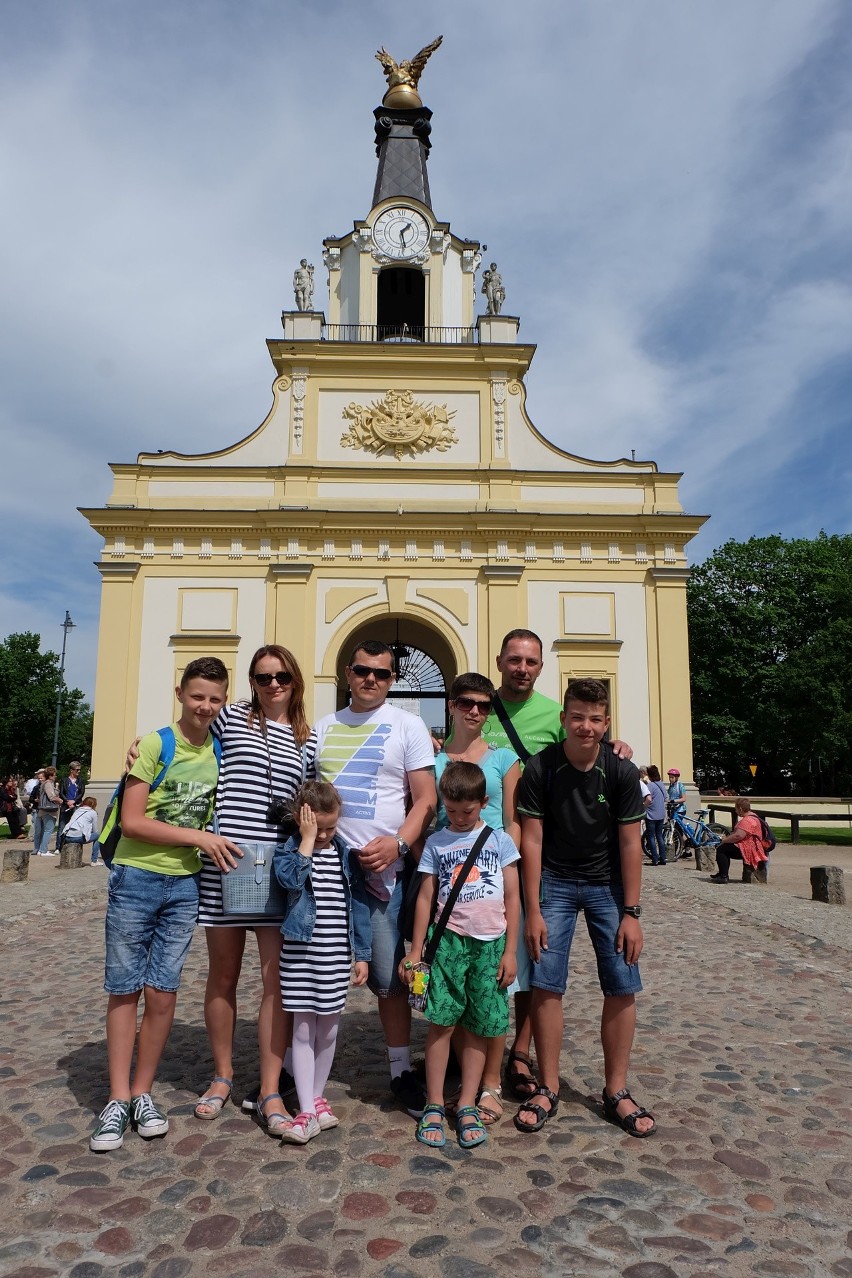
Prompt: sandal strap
<box><xmin>508</xmin><ymin>1050</ymin><xmax>535</xmax><ymax>1068</ymax></box>
<box><xmin>605</xmin><ymin>1087</ymin><xmax>632</xmax><ymax>1106</ymax></box>
<box><xmin>532</xmin><ymin>1084</ymin><xmax>559</xmax><ymax>1106</ymax></box>
<box><xmin>421</xmin><ymin>1103</ymin><xmax>445</xmax><ymax>1118</ymax></box>
<box><xmin>258</xmin><ymin>1092</ymin><xmax>283</xmax><ymax>1113</ymax></box>
<box><xmin>209</xmin><ymin>1076</ymin><xmax>233</xmax><ymax>1088</ymax></box>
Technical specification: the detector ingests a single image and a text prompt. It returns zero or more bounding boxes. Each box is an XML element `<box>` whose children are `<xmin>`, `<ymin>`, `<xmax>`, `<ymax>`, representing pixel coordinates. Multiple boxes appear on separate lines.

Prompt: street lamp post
<box><xmin>50</xmin><ymin>611</ymin><xmax>76</xmax><ymax>768</ymax></box>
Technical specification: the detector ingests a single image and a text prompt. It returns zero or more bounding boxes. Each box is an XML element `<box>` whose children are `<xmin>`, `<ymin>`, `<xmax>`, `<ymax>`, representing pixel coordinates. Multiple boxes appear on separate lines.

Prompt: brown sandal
<box><xmin>505</xmin><ymin>1049</ymin><xmax>538</xmax><ymax>1100</ymax></box>
<box><xmin>476</xmin><ymin>1086</ymin><xmax>504</xmax><ymax>1125</ymax></box>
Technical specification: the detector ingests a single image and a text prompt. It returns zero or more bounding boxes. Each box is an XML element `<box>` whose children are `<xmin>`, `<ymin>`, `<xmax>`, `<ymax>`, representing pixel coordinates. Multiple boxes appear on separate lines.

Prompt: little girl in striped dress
<box><xmin>272</xmin><ymin>781</ymin><xmax>372</xmax><ymax>1145</ymax></box>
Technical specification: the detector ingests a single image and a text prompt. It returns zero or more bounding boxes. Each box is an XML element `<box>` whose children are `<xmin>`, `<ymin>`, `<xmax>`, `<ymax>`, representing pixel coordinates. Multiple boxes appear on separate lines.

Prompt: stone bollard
<box><xmin>695</xmin><ymin>841</ymin><xmax>717</xmax><ymax>873</ymax></box>
<box><xmin>810</xmin><ymin>866</ymin><xmax>846</xmax><ymax>905</ymax></box>
<box><xmin>59</xmin><ymin>843</ymin><xmax>84</xmax><ymax>870</ymax></box>
<box><xmin>2</xmin><ymin>846</ymin><xmax>30</xmax><ymax>883</ymax></box>
<box><xmin>742</xmin><ymin>863</ymin><xmax>768</xmax><ymax>885</ymax></box>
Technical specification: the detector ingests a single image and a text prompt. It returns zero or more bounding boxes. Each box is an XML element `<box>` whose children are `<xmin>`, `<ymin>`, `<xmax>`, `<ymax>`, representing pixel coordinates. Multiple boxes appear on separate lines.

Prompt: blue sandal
<box><xmin>415</xmin><ymin>1103</ymin><xmax>446</xmax><ymax>1147</ymax></box>
<box><xmin>455</xmin><ymin>1105</ymin><xmax>487</xmax><ymax>1149</ymax></box>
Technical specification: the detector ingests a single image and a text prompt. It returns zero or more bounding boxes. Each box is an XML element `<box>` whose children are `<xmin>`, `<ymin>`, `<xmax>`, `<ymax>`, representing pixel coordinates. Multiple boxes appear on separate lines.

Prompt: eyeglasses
<box><xmin>453</xmin><ymin>696</ymin><xmax>492</xmax><ymax>715</ymax></box>
<box><xmin>252</xmin><ymin>671</ymin><xmax>294</xmax><ymax>687</ymax></box>
<box><xmin>350</xmin><ymin>664</ymin><xmax>394</xmax><ymax>681</ymax></box>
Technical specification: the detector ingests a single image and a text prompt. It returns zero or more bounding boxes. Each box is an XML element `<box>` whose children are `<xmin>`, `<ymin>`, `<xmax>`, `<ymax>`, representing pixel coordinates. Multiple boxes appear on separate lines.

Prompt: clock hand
<box><xmin>399</xmin><ymin>222</ymin><xmax>412</xmax><ymax>247</ymax></box>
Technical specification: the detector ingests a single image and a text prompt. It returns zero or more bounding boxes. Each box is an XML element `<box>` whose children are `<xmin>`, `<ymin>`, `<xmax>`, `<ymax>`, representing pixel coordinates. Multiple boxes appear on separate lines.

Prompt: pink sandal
<box><xmin>314</xmin><ymin>1096</ymin><xmax>339</xmax><ymax>1130</ymax></box>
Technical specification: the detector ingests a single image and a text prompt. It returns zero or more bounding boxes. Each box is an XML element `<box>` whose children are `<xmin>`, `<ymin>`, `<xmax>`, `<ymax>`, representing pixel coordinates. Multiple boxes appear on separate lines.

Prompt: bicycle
<box><xmin>667</xmin><ymin>805</ymin><xmax>726</xmax><ymax>861</ymax></box>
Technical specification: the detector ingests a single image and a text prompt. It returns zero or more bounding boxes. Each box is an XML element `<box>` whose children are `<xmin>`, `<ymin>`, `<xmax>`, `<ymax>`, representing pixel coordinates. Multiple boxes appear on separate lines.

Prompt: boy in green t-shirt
<box><xmin>90</xmin><ymin>657</ymin><xmax>242</xmax><ymax>1153</ymax></box>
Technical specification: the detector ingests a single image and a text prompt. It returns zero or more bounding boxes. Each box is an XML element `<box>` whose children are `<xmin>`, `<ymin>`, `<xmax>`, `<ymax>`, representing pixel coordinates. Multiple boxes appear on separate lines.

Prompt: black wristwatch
<box><xmin>623</xmin><ymin>904</ymin><xmax>642</xmax><ymax>919</ymax></box>
<box><xmin>396</xmin><ymin>837</ymin><xmax>411</xmax><ymax>857</ymax></box>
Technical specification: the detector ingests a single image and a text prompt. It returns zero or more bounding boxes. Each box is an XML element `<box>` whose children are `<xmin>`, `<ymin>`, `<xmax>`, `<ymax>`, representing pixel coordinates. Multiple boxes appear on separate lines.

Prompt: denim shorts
<box><xmin>530</xmin><ymin>872</ymin><xmax>642</xmax><ymax>998</ymax></box>
<box><xmin>104</xmin><ymin>864</ymin><xmax>200</xmax><ymax>995</ymax></box>
<box><xmin>366</xmin><ymin>872</ymin><xmax>406</xmax><ymax>998</ymax></box>
<box><xmin>507</xmin><ymin>902</ymin><xmax>532</xmax><ymax>996</ymax></box>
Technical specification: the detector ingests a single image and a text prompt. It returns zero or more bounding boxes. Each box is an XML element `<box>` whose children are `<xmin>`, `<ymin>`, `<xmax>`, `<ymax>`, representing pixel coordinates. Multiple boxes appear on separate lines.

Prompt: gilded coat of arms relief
<box><xmin>340</xmin><ymin>389</ymin><xmax>458</xmax><ymax>461</ymax></box>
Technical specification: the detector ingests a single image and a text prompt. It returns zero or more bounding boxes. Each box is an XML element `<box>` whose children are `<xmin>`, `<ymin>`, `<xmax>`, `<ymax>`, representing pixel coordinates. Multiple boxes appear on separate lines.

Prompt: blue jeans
<box><xmin>366</xmin><ymin>872</ymin><xmax>406</xmax><ymax>998</ymax></box>
<box><xmin>104</xmin><ymin>864</ymin><xmax>200</xmax><ymax>994</ymax></box>
<box><xmin>33</xmin><ymin>812</ymin><xmax>57</xmax><ymax>854</ymax></box>
<box><xmin>646</xmin><ymin>818</ymin><xmax>666</xmax><ymax>864</ymax></box>
<box><xmin>530</xmin><ymin>871</ymin><xmax>643</xmax><ymax>998</ymax></box>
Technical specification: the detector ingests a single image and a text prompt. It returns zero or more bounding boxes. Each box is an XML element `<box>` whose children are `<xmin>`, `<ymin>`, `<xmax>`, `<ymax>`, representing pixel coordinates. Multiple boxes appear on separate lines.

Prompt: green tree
<box><xmin>687</xmin><ymin>534</ymin><xmax>852</xmax><ymax>795</ymax></box>
<box><xmin>0</xmin><ymin>632</ymin><xmax>92</xmax><ymax>776</ymax></box>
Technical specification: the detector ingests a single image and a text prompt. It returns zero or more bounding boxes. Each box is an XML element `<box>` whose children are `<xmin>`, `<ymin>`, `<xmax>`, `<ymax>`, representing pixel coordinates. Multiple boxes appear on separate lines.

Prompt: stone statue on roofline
<box><xmin>293</xmin><ymin>259</ymin><xmax>314</xmax><ymax>312</ymax></box>
<box><xmin>482</xmin><ymin>263</ymin><xmax>505</xmax><ymax>316</ymax></box>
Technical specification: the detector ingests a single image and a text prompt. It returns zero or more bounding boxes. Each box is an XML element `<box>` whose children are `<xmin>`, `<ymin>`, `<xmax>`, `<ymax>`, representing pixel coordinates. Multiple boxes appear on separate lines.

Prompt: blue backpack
<box><xmin>94</xmin><ymin>727</ymin><xmax>222</xmax><ymax>868</ymax></box>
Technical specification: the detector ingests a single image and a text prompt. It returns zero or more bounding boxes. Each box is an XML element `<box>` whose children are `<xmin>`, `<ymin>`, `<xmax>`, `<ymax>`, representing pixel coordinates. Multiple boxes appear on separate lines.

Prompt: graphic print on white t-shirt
<box><xmin>321</xmin><ymin>721</ymin><xmax>390</xmax><ymax>822</ymax></box>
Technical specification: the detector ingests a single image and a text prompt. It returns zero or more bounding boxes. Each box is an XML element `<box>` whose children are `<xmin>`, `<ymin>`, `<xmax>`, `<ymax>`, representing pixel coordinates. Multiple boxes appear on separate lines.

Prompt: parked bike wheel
<box><xmin>670</xmin><ymin>828</ymin><xmax>687</xmax><ymax>860</ymax></box>
<box><xmin>708</xmin><ymin>823</ymin><xmax>727</xmax><ymax>837</ymax></box>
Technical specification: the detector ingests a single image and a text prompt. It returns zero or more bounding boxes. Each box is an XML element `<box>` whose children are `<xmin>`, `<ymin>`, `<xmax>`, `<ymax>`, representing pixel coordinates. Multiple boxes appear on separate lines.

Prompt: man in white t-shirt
<box><xmin>312</xmin><ymin>641</ymin><xmax>437</xmax><ymax>1116</ymax></box>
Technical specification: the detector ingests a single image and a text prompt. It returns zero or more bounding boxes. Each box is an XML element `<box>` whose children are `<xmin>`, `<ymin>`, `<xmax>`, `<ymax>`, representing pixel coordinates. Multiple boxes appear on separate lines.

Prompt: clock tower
<box><xmin>82</xmin><ymin>39</ymin><xmax>705</xmax><ymax>805</ymax></box>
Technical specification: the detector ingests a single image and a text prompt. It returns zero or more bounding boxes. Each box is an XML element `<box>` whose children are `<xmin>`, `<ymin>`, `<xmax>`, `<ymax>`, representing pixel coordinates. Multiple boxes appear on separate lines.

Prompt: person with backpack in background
<box><xmin>667</xmin><ymin>767</ymin><xmax>686</xmax><ymax>815</ymax></box>
<box><xmin>644</xmin><ymin>766</ymin><xmax>669</xmax><ymax>866</ymax></box>
<box><xmin>711</xmin><ymin>797</ymin><xmax>771</xmax><ymax>885</ymax></box>
<box><xmin>24</xmin><ymin>769</ymin><xmax>44</xmax><ymax>812</ymax></box>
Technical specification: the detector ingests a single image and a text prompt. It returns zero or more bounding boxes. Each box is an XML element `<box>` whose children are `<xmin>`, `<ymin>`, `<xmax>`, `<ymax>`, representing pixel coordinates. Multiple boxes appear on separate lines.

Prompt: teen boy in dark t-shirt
<box><xmin>513</xmin><ymin>678</ymin><xmax>655</xmax><ymax>1138</ymax></box>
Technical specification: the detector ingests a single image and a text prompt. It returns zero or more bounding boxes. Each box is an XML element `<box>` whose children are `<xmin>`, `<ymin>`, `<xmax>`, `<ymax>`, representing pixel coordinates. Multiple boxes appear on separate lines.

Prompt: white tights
<box><xmin>291</xmin><ymin>1010</ymin><xmax>341</xmax><ymax>1116</ymax></box>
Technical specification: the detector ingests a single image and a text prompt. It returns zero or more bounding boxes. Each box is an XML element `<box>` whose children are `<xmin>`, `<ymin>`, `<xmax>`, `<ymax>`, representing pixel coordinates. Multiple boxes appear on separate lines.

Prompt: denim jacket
<box><xmin>272</xmin><ymin>833</ymin><xmax>372</xmax><ymax>962</ymax></box>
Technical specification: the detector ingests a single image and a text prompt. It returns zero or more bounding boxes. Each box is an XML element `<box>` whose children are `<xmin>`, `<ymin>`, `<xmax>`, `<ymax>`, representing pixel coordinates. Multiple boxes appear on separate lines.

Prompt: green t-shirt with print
<box><xmin>480</xmin><ymin>690</ymin><xmax>564</xmax><ymax>762</ymax></box>
<box><xmin>114</xmin><ymin>724</ymin><xmax>218</xmax><ymax>876</ymax></box>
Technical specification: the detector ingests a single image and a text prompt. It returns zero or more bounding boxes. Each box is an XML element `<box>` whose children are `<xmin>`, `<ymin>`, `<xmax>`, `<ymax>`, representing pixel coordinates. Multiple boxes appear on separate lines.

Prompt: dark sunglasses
<box><xmin>453</xmin><ymin>696</ymin><xmax>492</xmax><ymax>714</ymax></box>
<box><xmin>350</xmin><ymin>663</ymin><xmax>394</xmax><ymax>682</ymax></box>
<box><xmin>252</xmin><ymin>670</ymin><xmax>294</xmax><ymax>687</ymax></box>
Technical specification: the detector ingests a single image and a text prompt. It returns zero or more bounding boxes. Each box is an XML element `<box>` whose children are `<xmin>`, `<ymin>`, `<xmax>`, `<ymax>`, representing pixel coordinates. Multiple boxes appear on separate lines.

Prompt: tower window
<box><xmin>377</xmin><ymin>267</ymin><xmax>425</xmax><ymax>340</ymax></box>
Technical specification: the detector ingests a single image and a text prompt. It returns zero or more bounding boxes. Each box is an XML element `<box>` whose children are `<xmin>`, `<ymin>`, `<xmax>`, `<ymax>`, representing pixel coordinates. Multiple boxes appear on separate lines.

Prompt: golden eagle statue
<box><xmin>375</xmin><ymin>36</ymin><xmax>443</xmax><ymax>109</ymax></box>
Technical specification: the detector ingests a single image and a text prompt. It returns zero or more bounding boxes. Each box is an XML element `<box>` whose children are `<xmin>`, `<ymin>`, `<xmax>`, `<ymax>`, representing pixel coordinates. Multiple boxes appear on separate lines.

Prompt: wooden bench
<box><xmin>708</xmin><ymin>806</ymin><xmax>852</xmax><ymax>844</ymax></box>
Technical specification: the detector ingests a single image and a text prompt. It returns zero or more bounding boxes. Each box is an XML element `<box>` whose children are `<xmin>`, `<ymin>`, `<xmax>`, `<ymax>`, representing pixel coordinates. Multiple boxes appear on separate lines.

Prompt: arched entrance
<box><xmin>334</xmin><ymin>615</ymin><xmax>457</xmax><ymax>734</ymax></box>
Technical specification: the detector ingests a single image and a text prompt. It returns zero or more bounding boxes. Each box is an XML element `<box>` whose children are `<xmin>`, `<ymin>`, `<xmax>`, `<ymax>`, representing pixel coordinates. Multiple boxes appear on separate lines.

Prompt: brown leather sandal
<box><xmin>505</xmin><ymin>1049</ymin><xmax>538</xmax><ymax>1100</ymax></box>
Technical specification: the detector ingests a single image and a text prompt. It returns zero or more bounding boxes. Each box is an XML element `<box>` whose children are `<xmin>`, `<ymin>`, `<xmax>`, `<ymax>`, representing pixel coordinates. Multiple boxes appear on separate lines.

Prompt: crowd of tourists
<box><xmin>85</xmin><ymin>630</ymin><xmax>659</xmax><ymax>1153</ymax></box>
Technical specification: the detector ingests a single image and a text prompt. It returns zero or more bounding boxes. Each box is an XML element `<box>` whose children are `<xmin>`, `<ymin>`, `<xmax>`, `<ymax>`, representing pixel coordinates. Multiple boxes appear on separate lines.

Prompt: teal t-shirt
<box><xmin>480</xmin><ymin>690</ymin><xmax>564</xmax><ymax>761</ymax></box>
<box><xmin>435</xmin><ymin>746</ymin><xmax>519</xmax><ymax>831</ymax></box>
<box><xmin>115</xmin><ymin>724</ymin><xmax>218</xmax><ymax>876</ymax></box>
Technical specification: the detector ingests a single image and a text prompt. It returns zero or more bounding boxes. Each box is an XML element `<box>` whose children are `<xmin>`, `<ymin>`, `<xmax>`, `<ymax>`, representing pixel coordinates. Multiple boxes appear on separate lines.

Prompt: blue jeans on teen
<box><xmin>529</xmin><ymin>872</ymin><xmax>642</xmax><ymax>998</ymax></box>
<box><xmin>34</xmin><ymin>813</ymin><xmax>57</xmax><ymax>855</ymax></box>
<box><xmin>646</xmin><ymin>818</ymin><xmax>666</xmax><ymax>865</ymax></box>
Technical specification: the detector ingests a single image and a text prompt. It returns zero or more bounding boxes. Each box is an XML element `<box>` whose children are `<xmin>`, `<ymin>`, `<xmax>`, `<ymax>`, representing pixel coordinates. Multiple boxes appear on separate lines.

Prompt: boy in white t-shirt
<box><xmin>400</xmin><ymin>761</ymin><xmax>520</xmax><ymax>1149</ymax></box>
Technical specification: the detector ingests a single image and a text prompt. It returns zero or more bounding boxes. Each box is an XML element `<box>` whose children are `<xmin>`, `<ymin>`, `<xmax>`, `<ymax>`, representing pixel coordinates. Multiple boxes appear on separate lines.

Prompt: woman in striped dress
<box><xmin>272</xmin><ymin>781</ymin><xmax>371</xmax><ymax>1145</ymax></box>
<box><xmin>193</xmin><ymin>645</ymin><xmax>310</xmax><ymax>1133</ymax></box>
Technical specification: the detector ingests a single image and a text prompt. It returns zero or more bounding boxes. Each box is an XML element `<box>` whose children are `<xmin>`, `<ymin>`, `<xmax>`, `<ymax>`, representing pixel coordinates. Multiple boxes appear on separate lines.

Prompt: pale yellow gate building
<box><xmin>82</xmin><ymin>60</ymin><xmax>705</xmax><ymax>796</ymax></box>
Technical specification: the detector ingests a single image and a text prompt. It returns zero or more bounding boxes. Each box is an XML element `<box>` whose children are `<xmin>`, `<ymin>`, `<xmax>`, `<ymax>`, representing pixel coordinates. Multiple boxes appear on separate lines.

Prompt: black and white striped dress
<box><xmin>197</xmin><ymin>703</ymin><xmax>307</xmax><ymax>929</ymax></box>
<box><xmin>279</xmin><ymin>844</ymin><xmax>351</xmax><ymax>1013</ymax></box>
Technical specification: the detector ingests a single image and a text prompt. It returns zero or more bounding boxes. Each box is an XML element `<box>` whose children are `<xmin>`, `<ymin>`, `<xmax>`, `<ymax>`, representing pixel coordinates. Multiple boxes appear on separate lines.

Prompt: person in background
<box><xmin>667</xmin><ymin>768</ymin><xmax>686</xmax><ymax>815</ymax></box>
<box><xmin>711</xmin><ymin>797</ymin><xmax>768</xmax><ymax>885</ymax></box>
<box><xmin>61</xmin><ymin>796</ymin><xmax>100</xmax><ymax>860</ymax></box>
<box><xmin>57</xmin><ymin>761</ymin><xmax>86</xmax><ymax>848</ymax></box>
<box><xmin>33</xmin><ymin>766</ymin><xmax>62</xmax><ymax>855</ymax></box>
<box><xmin>24</xmin><ymin>769</ymin><xmax>44</xmax><ymax>811</ymax></box>
<box><xmin>644</xmin><ymin>766</ymin><xmax>668</xmax><ymax>867</ymax></box>
<box><xmin>1</xmin><ymin>778</ymin><xmax>28</xmax><ymax>839</ymax></box>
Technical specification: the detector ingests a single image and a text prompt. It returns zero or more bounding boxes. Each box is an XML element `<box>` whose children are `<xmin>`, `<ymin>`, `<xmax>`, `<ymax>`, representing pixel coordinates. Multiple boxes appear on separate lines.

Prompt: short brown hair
<box><xmin>439</xmin><ymin>761</ymin><xmax>487</xmax><ymax>804</ymax></box>
<box><xmin>180</xmin><ymin>657</ymin><xmax>229</xmax><ymax>689</ymax></box>
<box><xmin>735</xmin><ymin>797</ymin><xmax>752</xmax><ymax>815</ymax></box>
<box><xmin>563</xmin><ymin>678</ymin><xmax>609</xmax><ymax>713</ymax></box>
<box><xmin>499</xmin><ymin>629</ymin><xmax>543</xmax><ymax>656</ymax></box>
<box><xmin>82</xmin><ymin>796</ymin><xmax>98</xmax><ymax>809</ymax></box>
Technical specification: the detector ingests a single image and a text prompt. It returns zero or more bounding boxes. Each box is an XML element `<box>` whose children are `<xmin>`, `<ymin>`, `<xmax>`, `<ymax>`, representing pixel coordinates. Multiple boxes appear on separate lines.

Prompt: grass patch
<box><xmin>773</xmin><ymin>825</ymin><xmax>852</xmax><ymax>847</ymax></box>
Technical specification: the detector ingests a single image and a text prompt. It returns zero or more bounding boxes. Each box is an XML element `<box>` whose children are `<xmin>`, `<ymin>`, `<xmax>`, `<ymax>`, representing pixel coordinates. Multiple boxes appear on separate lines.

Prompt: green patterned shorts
<box><xmin>423</xmin><ymin>929</ymin><xmax>509</xmax><ymax>1038</ymax></box>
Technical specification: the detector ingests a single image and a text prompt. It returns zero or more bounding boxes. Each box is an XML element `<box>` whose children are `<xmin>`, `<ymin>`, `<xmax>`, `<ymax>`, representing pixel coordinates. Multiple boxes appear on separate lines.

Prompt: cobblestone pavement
<box><xmin>2</xmin><ymin>859</ymin><xmax>851</xmax><ymax>1278</ymax></box>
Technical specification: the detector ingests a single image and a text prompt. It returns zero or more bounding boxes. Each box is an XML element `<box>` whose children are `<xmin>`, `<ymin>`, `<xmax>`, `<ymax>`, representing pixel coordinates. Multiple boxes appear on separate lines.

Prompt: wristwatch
<box><xmin>396</xmin><ymin>837</ymin><xmax>411</xmax><ymax>857</ymax></box>
<box><xmin>623</xmin><ymin>904</ymin><xmax>642</xmax><ymax>919</ymax></box>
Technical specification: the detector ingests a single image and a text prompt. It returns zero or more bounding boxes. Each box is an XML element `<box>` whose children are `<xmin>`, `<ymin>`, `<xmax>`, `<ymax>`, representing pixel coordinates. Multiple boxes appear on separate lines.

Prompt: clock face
<box><xmin>372</xmin><ymin>207</ymin><xmax>430</xmax><ymax>260</ymax></box>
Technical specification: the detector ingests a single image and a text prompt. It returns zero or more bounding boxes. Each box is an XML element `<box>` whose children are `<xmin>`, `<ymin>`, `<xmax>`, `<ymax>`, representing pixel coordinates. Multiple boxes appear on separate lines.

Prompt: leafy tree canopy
<box><xmin>688</xmin><ymin>533</ymin><xmax>852</xmax><ymax>795</ymax></box>
<box><xmin>0</xmin><ymin>632</ymin><xmax>93</xmax><ymax>777</ymax></box>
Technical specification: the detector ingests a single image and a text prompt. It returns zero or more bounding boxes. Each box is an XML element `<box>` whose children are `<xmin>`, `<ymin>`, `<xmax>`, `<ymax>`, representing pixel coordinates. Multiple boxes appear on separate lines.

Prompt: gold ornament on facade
<box><xmin>341</xmin><ymin>389</ymin><xmax>457</xmax><ymax>461</ymax></box>
<box><xmin>375</xmin><ymin>36</ymin><xmax>443</xmax><ymax>108</ymax></box>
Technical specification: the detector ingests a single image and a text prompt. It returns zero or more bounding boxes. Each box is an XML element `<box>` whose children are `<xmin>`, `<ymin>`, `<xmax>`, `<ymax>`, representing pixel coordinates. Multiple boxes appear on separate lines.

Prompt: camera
<box><xmin>266</xmin><ymin>797</ymin><xmax>290</xmax><ymax>825</ymax></box>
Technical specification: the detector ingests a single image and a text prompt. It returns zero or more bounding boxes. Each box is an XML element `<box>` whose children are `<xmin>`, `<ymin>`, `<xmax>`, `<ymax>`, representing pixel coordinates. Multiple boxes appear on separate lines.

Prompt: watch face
<box><xmin>372</xmin><ymin>207</ymin><xmax>430</xmax><ymax>260</ymax></box>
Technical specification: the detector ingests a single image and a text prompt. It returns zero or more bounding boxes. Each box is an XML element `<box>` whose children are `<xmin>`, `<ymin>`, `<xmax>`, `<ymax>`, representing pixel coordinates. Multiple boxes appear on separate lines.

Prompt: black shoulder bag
<box><xmin>491</xmin><ymin>694</ymin><xmax>531</xmax><ymax>764</ymax></box>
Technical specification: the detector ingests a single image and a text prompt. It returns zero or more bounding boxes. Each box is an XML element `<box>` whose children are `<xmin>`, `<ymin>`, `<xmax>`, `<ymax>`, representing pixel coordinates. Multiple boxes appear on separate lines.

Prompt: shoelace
<box><xmin>133</xmin><ymin>1094</ymin><xmax>161</xmax><ymax>1122</ymax></box>
<box><xmin>98</xmin><ymin>1100</ymin><xmax>128</xmax><ymax>1128</ymax></box>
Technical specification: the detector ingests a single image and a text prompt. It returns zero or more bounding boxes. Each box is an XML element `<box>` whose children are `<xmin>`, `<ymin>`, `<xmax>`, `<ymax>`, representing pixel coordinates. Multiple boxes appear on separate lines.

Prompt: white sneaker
<box><xmin>279</xmin><ymin>1112</ymin><xmax>321</xmax><ymax>1145</ymax></box>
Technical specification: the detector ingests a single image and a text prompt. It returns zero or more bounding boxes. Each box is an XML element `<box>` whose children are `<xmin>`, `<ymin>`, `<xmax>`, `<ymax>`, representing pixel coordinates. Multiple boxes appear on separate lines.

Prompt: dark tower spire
<box><xmin>372</xmin><ymin>106</ymin><xmax>433</xmax><ymax>208</ymax></box>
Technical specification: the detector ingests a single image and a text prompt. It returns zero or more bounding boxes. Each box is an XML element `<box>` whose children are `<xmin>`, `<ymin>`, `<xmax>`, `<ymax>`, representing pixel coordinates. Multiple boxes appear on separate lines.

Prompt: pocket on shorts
<box><xmin>108</xmin><ymin>864</ymin><xmax>127</xmax><ymax>894</ymax></box>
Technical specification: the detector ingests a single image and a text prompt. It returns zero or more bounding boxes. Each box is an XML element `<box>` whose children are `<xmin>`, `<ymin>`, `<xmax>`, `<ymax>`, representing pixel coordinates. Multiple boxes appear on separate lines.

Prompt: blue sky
<box><xmin>2</xmin><ymin>0</ymin><xmax>850</xmax><ymax>703</ymax></box>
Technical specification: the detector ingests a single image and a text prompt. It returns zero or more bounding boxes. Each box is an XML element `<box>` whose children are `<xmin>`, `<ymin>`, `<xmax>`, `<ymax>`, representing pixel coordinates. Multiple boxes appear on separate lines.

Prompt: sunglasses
<box><xmin>453</xmin><ymin>696</ymin><xmax>492</xmax><ymax>715</ymax></box>
<box><xmin>350</xmin><ymin>664</ymin><xmax>394</xmax><ymax>682</ymax></box>
<box><xmin>252</xmin><ymin>671</ymin><xmax>294</xmax><ymax>687</ymax></box>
